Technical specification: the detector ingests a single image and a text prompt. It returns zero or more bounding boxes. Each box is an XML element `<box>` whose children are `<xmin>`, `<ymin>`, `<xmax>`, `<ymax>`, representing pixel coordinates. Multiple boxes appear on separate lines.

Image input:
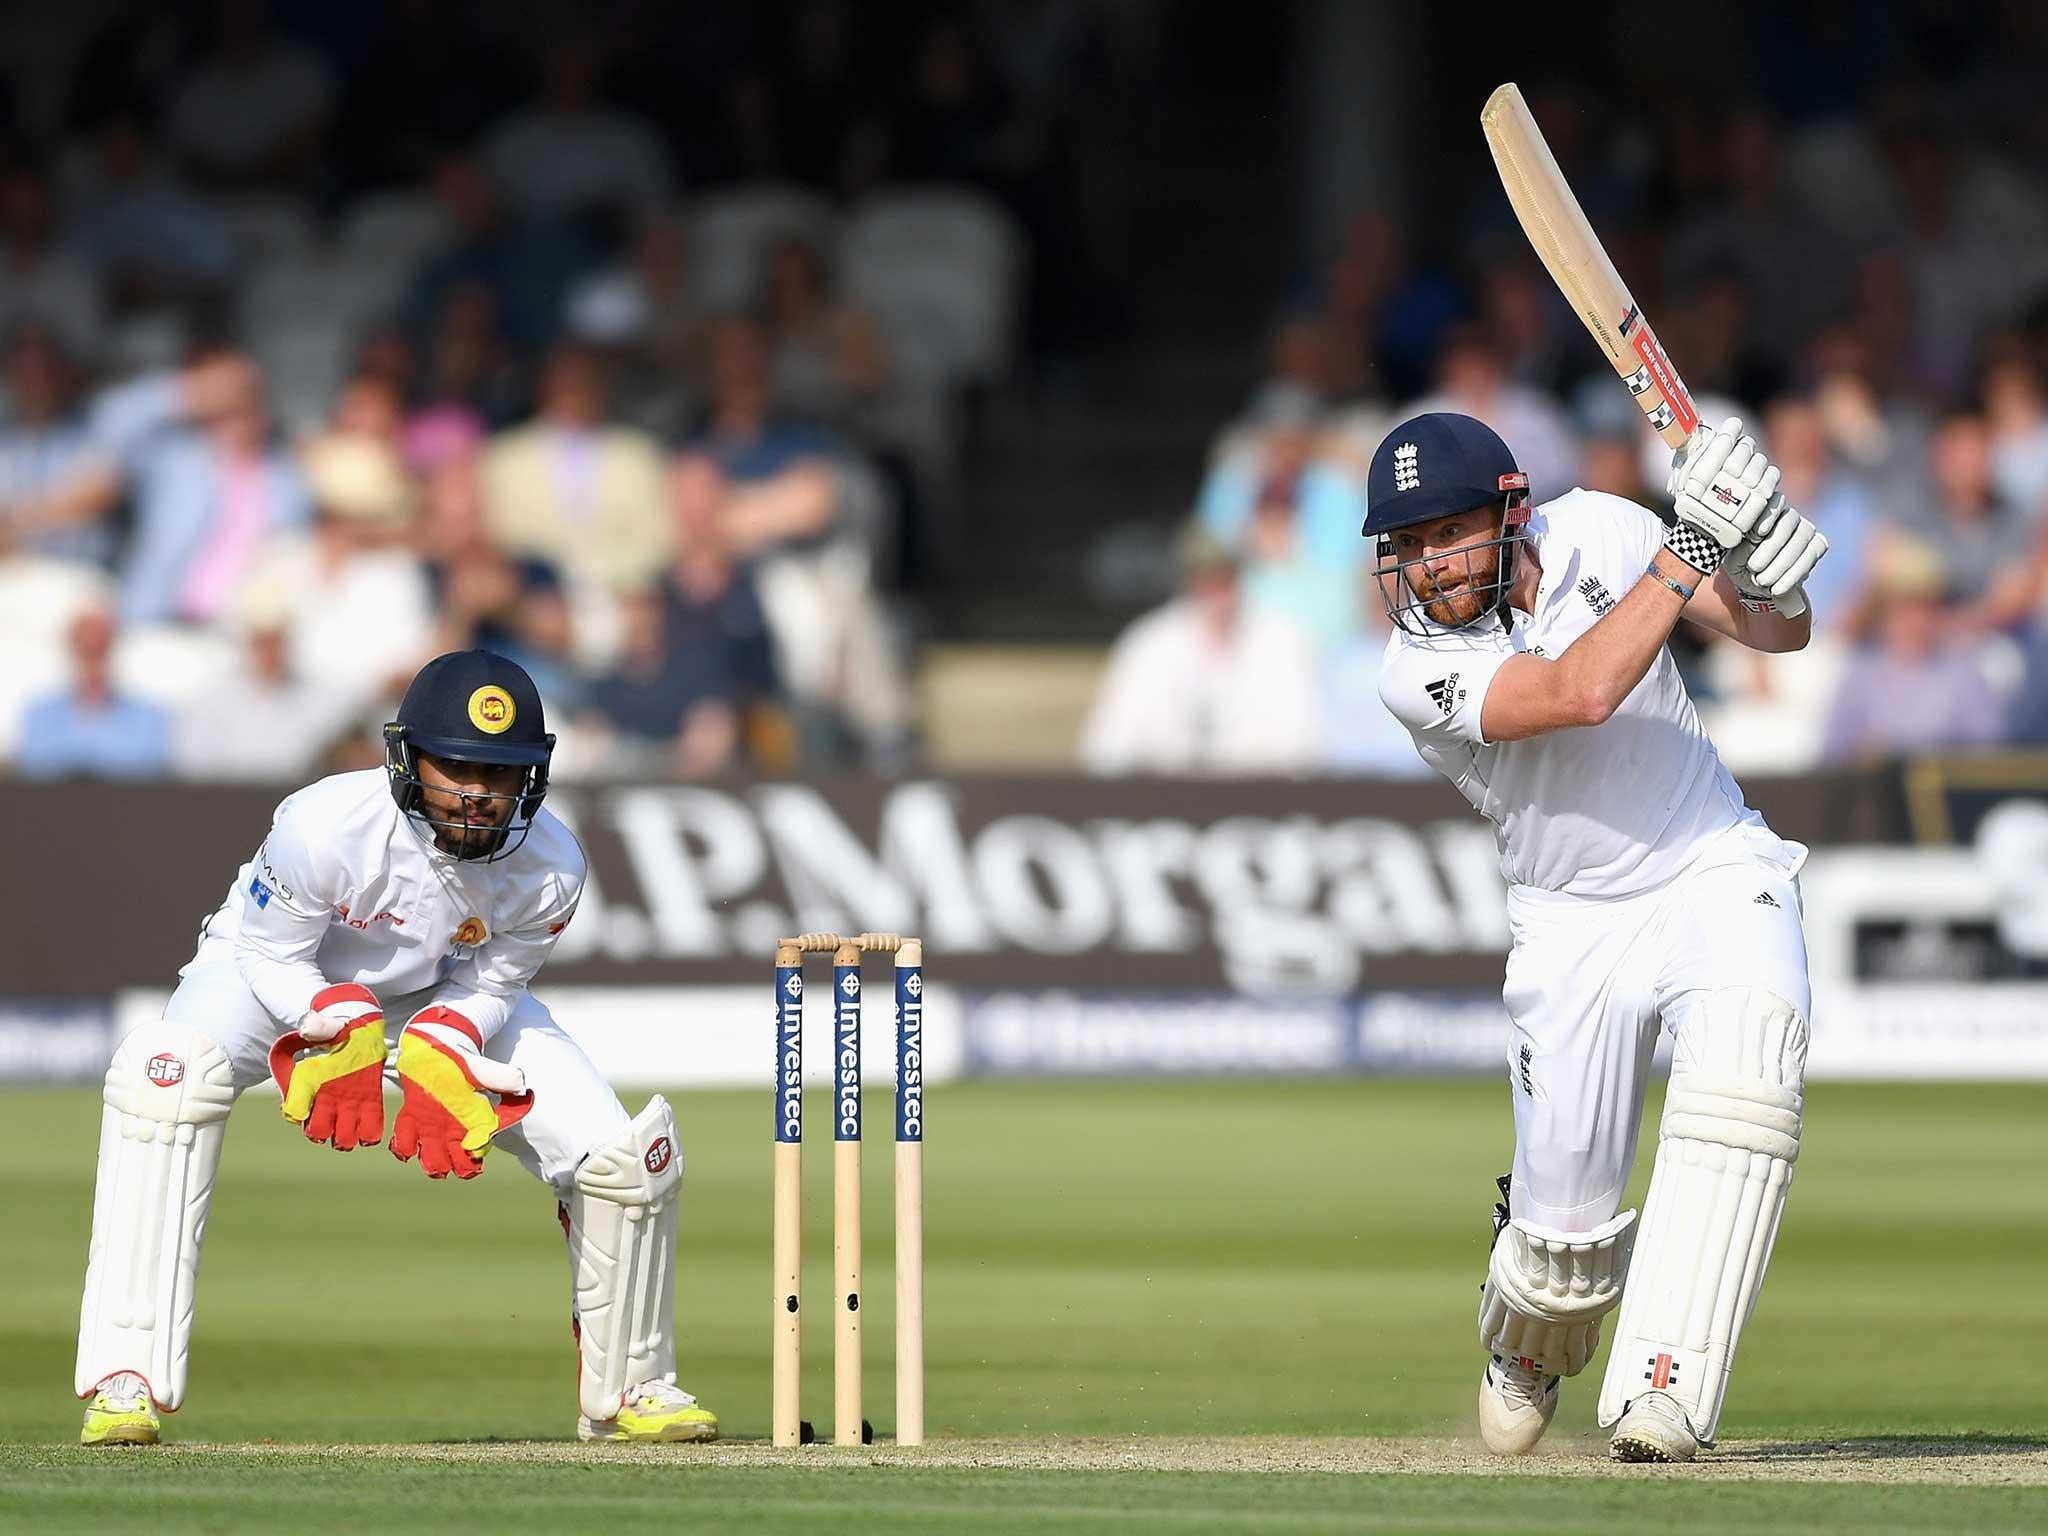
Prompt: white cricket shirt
<box><xmin>1379</xmin><ymin>488</ymin><xmax>1778</xmax><ymax>897</ymax></box>
<box><xmin>187</xmin><ymin>768</ymin><xmax>584</xmax><ymax>1040</ymax></box>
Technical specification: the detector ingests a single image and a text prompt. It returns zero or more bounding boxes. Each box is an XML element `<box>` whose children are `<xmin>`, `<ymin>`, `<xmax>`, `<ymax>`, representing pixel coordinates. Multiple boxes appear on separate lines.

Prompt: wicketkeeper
<box><xmin>75</xmin><ymin>650</ymin><xmax>718</xmax><ymax>1446</ymax></box>
<box><xmin>1367</xmin><ymin>412</ymin><xmax>1826</xmax><ymax>1462</ymax></box>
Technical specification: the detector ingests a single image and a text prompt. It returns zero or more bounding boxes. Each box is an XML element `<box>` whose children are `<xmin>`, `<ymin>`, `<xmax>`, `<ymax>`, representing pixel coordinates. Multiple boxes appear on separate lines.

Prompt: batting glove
<box><xmin>269</xmin><ymin>983</ymin><xmax>388</xmax><ymax>1151</ymax></box>
<box><xmin>1665</xmin><ymin>417</ymin><xmax>1782</xmax><ymax>570</ymax></box>
<box><xmin>390</xmin><ymin>1007</ymin><xmax>533</xmax><ymax>1180</ymax></box>
<box><xmin>1730</xmin><ymin>498</ymin><xmax>1828</xmax><ymax>608</ymax></box>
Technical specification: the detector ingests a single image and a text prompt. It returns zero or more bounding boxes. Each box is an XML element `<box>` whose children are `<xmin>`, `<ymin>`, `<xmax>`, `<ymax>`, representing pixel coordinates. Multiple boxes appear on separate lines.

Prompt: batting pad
<box><xmin>1598</xmin><ymin>987</ymin><xmax>1807</xmax><ymax>1443</ymax></box>
<box><xmin>564</xmin><ymin>1096</ymin><xmax>682</xmax><ymax>1422</ymax></box>
<box><xmin>1478</xmin><ymin>1208</ymin><xmax>1636</xmax><ymax>1377</ymax></box>
<box><xmin>75</xmin><ymin>1022</ymin><xmax>236</xmax><ymax>1409</ymax></box>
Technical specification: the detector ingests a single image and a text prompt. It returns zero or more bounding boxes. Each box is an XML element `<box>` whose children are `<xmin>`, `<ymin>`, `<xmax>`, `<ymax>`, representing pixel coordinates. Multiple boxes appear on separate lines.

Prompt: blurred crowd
<box><xmin>1085</xmin><ymin>61</ymin><xmax>2048</xmax><ymax>777</ymax></box>
<box><xmin>0</xmin><ymin>0</ymin><xmax>1100</xmax><ymax>782</ymax></box>
<box><xmin>11</xmin><ymin>4</ymin><xmax>2048</xmax><ymax>786</ymax></box>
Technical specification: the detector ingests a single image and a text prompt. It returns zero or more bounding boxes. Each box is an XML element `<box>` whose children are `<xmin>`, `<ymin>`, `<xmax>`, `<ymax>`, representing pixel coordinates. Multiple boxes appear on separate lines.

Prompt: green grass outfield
<box><xmin>4</xmin><ymin>1078</ymin><xmax>2044</xmax><ymax>1533</ymax></box>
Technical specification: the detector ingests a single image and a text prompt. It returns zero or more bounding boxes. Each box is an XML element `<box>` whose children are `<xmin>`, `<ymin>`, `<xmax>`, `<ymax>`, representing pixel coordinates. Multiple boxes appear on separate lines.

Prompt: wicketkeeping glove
<box><xmin>269</xmin><ymin>982</ymin><xmax>388</xmax><ymax>1150</ymax></box>
<box><xmin>390</xmin><ymin>1007</ymin><xmax>533</xmax><ymax>1180</ymax></box>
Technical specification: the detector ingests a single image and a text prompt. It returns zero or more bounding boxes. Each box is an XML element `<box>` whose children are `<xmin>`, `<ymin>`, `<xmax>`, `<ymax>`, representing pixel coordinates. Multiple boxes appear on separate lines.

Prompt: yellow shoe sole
<box><xmin>82</xmin><ymin>1420</ymin><xmax>159</xmax><ymax>1447</ymax></box>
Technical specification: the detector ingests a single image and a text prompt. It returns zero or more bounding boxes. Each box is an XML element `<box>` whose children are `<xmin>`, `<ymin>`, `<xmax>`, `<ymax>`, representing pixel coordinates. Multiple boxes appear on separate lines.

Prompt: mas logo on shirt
<box><xmin>1424</xmin><ymin>674</ymin><xmax>1461</xmax><ymax>715</ymax></box>
<box><xmin>452</xmin><ymin>917</ymin><xmax>488</xmax><ymax>949</ymax></box>
<box><xmin>468</xmin><ymin>685</ymin><xmax>516</xmax><ymax>734</ymax></box>
<box><xmin>1577</xmin><ymin>575</ymin><xmax>1616</xmax><ymax>615</ymax></box>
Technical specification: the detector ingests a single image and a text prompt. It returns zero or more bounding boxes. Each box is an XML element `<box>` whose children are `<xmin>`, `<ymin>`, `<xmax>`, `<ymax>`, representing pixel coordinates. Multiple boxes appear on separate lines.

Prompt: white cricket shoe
<box><xmin>1477</xmin><ymin>1353</ymin><xmax>1558</xmax><ymax>1455</ymax></box>
<box><xmin>81</xmin><ymin>1371</ymin><xmax>160</xmax><ymax>1447</ymax></box>
<box><xmin>1609</xmin><ymin>1390</ymin><xmax>1700</xmax><ymax>1462</ymax></box>
<box><xmin>578</xmin><ymin>1378</ymin><xmax>719</xmax><ymax>1443</ymax></box>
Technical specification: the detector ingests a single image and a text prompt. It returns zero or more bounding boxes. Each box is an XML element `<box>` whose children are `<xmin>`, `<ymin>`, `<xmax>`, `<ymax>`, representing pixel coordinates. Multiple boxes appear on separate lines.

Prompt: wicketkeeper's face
<box><xmin>416</xmin><ymin>754</ymin><xmax>525</xmax><ymax>857</ymax></box>
<box><xmin>1384</xmin><ymin>506</ymin><xmax>1505</xmax><ymax>629</ymax></box>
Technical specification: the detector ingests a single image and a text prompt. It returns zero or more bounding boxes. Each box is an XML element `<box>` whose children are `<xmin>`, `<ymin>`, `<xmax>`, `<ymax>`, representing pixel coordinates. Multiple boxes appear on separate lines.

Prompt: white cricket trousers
<box><xmin>1501</xmin><ymin>824</ymin><xmax>1811</xmax><ymax>1231</ymax></box>
<box><xmin>159</xmin><ymin>939</ymin><xmax>630</xmax><ymax>1198</ymax></box>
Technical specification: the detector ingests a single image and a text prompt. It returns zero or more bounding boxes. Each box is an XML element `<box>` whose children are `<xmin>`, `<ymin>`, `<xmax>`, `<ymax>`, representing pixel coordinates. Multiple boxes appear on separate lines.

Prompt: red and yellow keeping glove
<box><xmin>268</xmin><ymin>983</ymin><xmax>387</xmax><ymax>1150</ymax></box>
<box><xmin>390</xmin><ymin>1007</ymin><xmax>533</xmax><ymax>1180</ymax></box>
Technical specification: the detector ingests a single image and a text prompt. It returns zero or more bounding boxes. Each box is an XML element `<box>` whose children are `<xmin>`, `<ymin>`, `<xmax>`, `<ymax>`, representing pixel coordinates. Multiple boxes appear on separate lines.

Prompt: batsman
<box><xmin>1367</xmin><ymin>412</ymin><xmax>1828</xmax><ymax>1461</ymax></box>
<box><xmin>74</xmin><ymin>650</ymin><xmax>718</xmax><ymax>1446</ymax></box>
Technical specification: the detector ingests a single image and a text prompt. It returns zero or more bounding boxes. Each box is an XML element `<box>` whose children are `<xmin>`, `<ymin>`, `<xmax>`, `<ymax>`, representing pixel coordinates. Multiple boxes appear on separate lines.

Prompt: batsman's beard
<box><xmin>1410</xmin><ymin>551</ymin><xmax>1501</xmax><ymax>629</ymax></box>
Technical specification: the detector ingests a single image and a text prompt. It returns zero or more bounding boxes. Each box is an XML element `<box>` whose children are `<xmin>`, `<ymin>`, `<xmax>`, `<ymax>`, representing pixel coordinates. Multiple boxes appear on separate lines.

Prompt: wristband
<box><xmin>1645</xmin><ymin>565</ymin><xmax>1694</xmax><ymax>602</ymax></box>
<box><xmin>1661</xmin><ymin>518</ymin><xmax>1724</xmax><ymax>575</ymax></box>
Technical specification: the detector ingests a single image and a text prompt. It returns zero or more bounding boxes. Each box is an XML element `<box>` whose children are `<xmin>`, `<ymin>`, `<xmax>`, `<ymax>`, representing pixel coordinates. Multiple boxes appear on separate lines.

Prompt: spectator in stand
<box><xmin>405</xmin><ymin>152</ymin><xmax>596</xmax><ymax>356</ymax></box>
<box><xmin>1980</xmin><ymin>336</ymin><xmax>2048</xmax><ymax>515</ymax></box>
<box><xmin>2004</xmin><ymin>621</ymin><xmax>2048</xmax><ymax>746</ymax></box>
<box><xmin>1080</xmin><ymin>524</ymin><xmax>1320</xmax><ymax>775</ymax></box>
<box><xmin>1319</xmin><ymin>574</ymin><xmax>1429</xmax><ymax>778</ymax></box>
<box><xmin>247</xmin><ymin>432</ymin><xmax>431</xmax><ymax>713</ymax></box>
<box><xmin>1405</xmin><ymin>324</ymin><xmax>1578</xmax><ymax>502</ymax></box>
<box><xmin>0</xmin><ymin>326</ymin><xmax>117</xmax><ymax>567</ymax></box>
<box><xmin>1821</xmin><ymin>539</ymin><xmax>2003</xmax><ymax>763</ymax></box>
<box><xmin>13</xmin><ymin>603</ymin><xmax>171</xmax><ymax>778</ymax></box>
<box><xmin>328</xmin><ymin>370</ymin><xmax>405</xmax><ymax>447</ymax></box>
<box><xmin>0</xmin><ymin>163</ymin><xmax>104</xmax><ymax>364</ymax></box>
<box><xmin>63</xmin><ymin>110</ymin><xmax>238</xmax><ymax>312</ymax></box>
<box><xmin>419</xmin><ymin>453</ymin><xmax>580</xmax><ymax>710</ymax></box>
<box><xmin>583</xmin><ymin>576</ymin><xmax>777</xmax><ymax>780</ymax></box>
<box><xmin>763</xmin><ymin>235</ymin><xmax>891</xmax><ymax>428</ymax></box>
<box><xmin>170</xmin><ymin>582</ymin><xmax>352</xmax><ymax>781</ymax></box>
<box><xmin>482</xmin><ymin>341</ymin><xmax>668</xmax><ymax>592</ymax></box>
<box><xmin>1196</xmin><ymin>393</ymin><xmax>1367</xmax><ymax>645</ymax></box>
<box><xmin>662</xmin><ymin>455</ymin><xmax>785</xmax><ymax>757</ymax></box>
<box><xmin>1760</xmin><ymin>394</ymin><xmax>1879</xmax><ymax>624</ymax></box>
<box><xmin>481</xmin><ymin>39</ymin><xmax>673</xmax><ymax>223</ymax></box>
<box><xmin>667</xmin><ymin>449</ymin><xmax>906</xmax><ymax>768</ymax></box>
<box><xmin>414</xmin><ymin>280</ymin><xmax>524</xmax><ymax>434</ymax></box>
<box><xmin>691</xmin><ymin>313</ymin><xmax>839</xmax><ymax>484</ymax></box>
<box><xmin>87</xmin><ymin>350</ymin><xmax>312</xmax><ymax>627</ymax></box>
<box><xmin>165</xmin><ymin>0</ymin><xmax>334</xmax><ymax>193</ymax></box>
<box><xmin>562</xmin><ymin>212</ymin><xmax>703</xmax><ymax>438</ymax></box>
<box><xmin>1895</xmin><ymin>410</ymin><xmax>2044</xmax><ymax>633</ymax></box>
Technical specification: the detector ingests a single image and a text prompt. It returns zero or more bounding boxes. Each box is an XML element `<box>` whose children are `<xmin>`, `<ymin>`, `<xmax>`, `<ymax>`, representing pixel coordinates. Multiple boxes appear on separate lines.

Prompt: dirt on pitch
<box><xmin>159</xmin><ymin>1435</ymin><xmax>2048</xmax><ymax>1485</ymax></box>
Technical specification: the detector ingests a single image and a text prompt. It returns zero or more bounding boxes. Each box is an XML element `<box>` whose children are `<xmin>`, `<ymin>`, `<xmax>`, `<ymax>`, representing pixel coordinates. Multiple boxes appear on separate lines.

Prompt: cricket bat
<box><xmin>1480</xmin><ymin>82</ymin><xmax>1804</xmax><ymax>616</ymax></box>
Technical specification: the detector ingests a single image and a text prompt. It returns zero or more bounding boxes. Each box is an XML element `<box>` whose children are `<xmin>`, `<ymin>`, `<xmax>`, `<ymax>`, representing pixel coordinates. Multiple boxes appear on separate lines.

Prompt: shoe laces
<box><xmin>629</xmin><ymin>1378</ymin><xmax>697</xmax><ymax>1411</ymax></box>
<box><xmin>1490</xmin><ymin>1354</ymin><xmax>1555</xmax><ymax>1408</ymax></box>
<box><xmin>96</xmin><ymin>1372</ymin><xmax>149</xmax><ymax>1411</ymax></box>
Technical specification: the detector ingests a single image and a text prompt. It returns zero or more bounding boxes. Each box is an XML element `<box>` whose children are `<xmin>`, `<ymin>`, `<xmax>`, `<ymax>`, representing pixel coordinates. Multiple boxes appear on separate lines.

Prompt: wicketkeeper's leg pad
<box><xmin>1597</xmin><ymin>986</ymin><xmax>1807</xmax><ymax>1443</ymax></box>
<box><xmin>562</xmin><ymin>1096</ymin><xmax>683</xmax><ymax>1423</ymax></box>
<box><xmin>75</xmin><ymin>1021</ymin><xmax>237</xmax><ymax>1410</ymax></box>
<box><xmin>1478</xmin><ymin>1208</ymin><xmax>1636</xmax><ymax>1377</ymax></box>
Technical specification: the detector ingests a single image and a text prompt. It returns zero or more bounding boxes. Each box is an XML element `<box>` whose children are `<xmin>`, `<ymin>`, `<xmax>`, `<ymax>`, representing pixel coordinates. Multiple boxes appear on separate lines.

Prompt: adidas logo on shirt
<box><xmin>1425</xmin><ymin>675</ymin><xmax>1459</xmax><ymax>714</ymax></box>
<box><xmin>1753</xmin><ymin>891</ymin><xmax>1780</xmax><ymax>908</ymax></box>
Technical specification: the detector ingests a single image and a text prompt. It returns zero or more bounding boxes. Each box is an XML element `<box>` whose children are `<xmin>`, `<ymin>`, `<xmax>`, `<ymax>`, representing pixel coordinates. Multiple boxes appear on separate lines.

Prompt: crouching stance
<box><xmin>76</xmin><ymin>650</ymin><xmax>717</xmax><ymax>1446</ymax></box>
<box><xmin>1365</xmin><ymin>413</ymin><xmax>1823</xmax><ymax>1461</ymax></box>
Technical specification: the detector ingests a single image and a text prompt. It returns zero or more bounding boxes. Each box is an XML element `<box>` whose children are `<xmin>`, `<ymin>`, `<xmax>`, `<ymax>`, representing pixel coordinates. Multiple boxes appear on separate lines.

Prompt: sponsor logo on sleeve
<box><xmin>335</xmin><ymin>902</ymin><xmax>406</xmax><ymax>930</ymax></box>
<box><xmin>247</xmin><ymin>875</ymin><xmax>273</xmax><ymax>909</ymax></box>
<box><xmin>452</xmin><ymin>917</ymin><xmax>488</xmax><ymax>948</ymax></box>
<box><xmin>1424</xmin><ymin>674</ymin><xmax>1460</xmax><ymax>714</ymax></box>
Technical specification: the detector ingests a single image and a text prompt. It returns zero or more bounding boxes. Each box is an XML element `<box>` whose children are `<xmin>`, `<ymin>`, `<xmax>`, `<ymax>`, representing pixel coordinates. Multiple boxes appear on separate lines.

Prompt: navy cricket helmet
<box><xmin>384</xmin><ymin>650</ymin><xmax>555</xmax><ymax>861</ymax></box>
<box><xmin>1363</xmin><ymin>412</ymin><xmax>1532</xmax><ymax>634</ymax></box>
